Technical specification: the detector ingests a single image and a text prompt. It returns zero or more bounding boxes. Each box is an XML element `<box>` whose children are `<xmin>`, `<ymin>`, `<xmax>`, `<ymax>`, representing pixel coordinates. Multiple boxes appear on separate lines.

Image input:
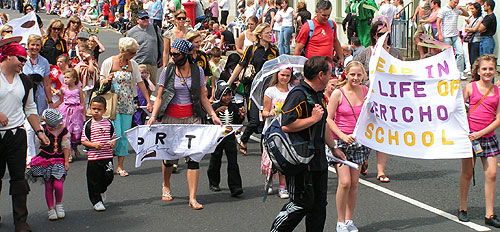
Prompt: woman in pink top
<box><xmin>459</xmin><ymin>55</ymin><xmax>500</xmax><ymax>227</ymax></box>
<box><xmin>327</xmin><ymin>61</ymin><xmax>370</xmax><ymax>232</ymax></box>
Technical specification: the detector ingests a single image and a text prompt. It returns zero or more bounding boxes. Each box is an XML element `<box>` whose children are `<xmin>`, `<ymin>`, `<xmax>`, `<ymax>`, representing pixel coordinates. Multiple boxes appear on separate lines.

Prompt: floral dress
<box><xmin>113</xmin><ymin>71</ymin><xmax>135</xmax><ymax>115</ymax></box>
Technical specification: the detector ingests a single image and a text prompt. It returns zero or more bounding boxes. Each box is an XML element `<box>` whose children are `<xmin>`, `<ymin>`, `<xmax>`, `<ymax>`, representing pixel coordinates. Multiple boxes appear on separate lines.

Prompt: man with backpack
<box><xmin>0</xmin><ymin>37</ymin><xmax>50</xmax><ymax>231</ymax></box>
<box><xmin>294</xmin><ymin>0</ymin><xmax>344</xmax><ymax>67</ymax></box>
<box><xmin>270</xmin><ymin>56</ymin><xmax>346</xmax><ymax>232</ymax></box>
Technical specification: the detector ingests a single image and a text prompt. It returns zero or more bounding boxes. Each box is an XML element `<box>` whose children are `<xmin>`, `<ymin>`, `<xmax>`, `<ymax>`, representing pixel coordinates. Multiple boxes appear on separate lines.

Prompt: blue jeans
<box><xmin>279</xmin><ymin>26</ymin><xmax>293</xmax><ymax>55</ymax></box>
<box><xmin>480</xmin><ymin>36</ymin><xmax>495</xmax><ymax>56</ymax></box>
<box><xmin>113</xmin><ymin>113</ymin><xmax>133</xmax><ymax>157</ymax></box>
<box><xmin>444</xmin><ymin>36</ymin><xmax>464</xmax><ymax>73</ymax></box>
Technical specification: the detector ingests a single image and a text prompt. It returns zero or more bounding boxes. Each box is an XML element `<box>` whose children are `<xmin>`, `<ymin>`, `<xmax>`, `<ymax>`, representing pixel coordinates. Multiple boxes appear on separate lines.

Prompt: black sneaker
<box><xmin>458</xmin><ymin>210</ymin><xmax>469</xmax><ymax>222</ymax></box>
<box><xmin>209</xmin><ymin>185</ymin><xmax>221</xmax><ymax>192</ymax></box>
<box><xmin>231</xmin><ymin>188</ymin><xmax>243</xmax><ymax>197</ymax></box>
<box><xmin>485</xmin><ymin>215</ymin><xmax>500</xmax><ymax>228</ymax></box>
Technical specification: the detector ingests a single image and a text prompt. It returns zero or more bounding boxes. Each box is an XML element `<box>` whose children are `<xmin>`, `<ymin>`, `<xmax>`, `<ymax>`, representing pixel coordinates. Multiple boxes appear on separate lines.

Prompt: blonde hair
<box><xmin>268</xmin><ymin>68</ymin><xmax>292</xmax><ymax>87</ymax></box>
<box><xmin>472</xmin><ymin>54</ymin><xmax>497</xmax><ymax>82</ymax></box>
<box><xmin>46</xmin><ymin>19</ymin><xmax>65</xmax><ymax>38</ymax></box>
<box><xmin>118</xmin><ymin>37</ymin><xmax>139</xmax><ymax>53</ymax></box>
<box><xmin>0</xmin><ymin>13</ymin><xmax>8</xmax><ymax>22</ymax></box>
<box><xmin>184</xmin><ymin>30</ymin><xmax>201</xmax><ymax>42</ymax></box>
<box><xmin>253</xmin><ymin>23</ymin><xmax>271</xmax><ymax>42</ymax></box>
<box><xmin>0</xmin><ymin>24</ymin><xmax>13</xmax><ymax>36</ymax></box>
<box><xmin>336</xmin><ymin>60</ymin><xmax>366</xmax><ymax>87</ymax></box>
<box><xmin>27</xmin><ymin>34</ymin><xmax>42</xmax><ymax>45</ymax></box>
<box><xmin>138</xmin><ymin>64</ymin><xmax>150</xmax><ymax>74</ymax></box>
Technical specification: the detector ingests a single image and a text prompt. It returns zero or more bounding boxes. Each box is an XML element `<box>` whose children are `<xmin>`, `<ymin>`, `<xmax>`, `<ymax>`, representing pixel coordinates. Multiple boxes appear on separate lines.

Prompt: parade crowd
<box><xmin>0</xmin><ymin>0</ymin><xmax>499</xmax><ymax>231</ymax></box>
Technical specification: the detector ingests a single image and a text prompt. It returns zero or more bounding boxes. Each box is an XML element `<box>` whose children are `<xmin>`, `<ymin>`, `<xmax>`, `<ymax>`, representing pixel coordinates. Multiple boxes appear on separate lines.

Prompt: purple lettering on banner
<box><xmin>426</xmin><ymin>65</ymin><xmax>433</xmax><ymax>78</ymax></box>
<box><xmin>419</xmin><ymin>106</ymin><xmax>432</xmax><ymax>122</ymax></box>
<box><xmin>414</xmin><ymin>82</ymin><xmax>426</xmax><ymax>97</ymax></box>
<box><xmin>438</xmin><ymin>61</ymin><xmax>449</xmax><ymax>77</ymax></box>
<box><xmin>373</xmin><ymin>102</ymin><xmax>379</xmax><ymax>118</ymax></box>
<box><xmin>402</xmin><ymin>107</ymin><xmax>413</xmax><ymax>122</ymax></box>
<box><xmin>400</xmin><ymin>82</ymin><xmax>411</xmax><ymax>97</ymax></box>
<box><xmin>378</xmin><ymin>81</ymin><xmax>388</xmax><ymax>97</ymax></box>
<box><xmin>389</xmin><ymin>106</ymin><xmax>398</xmax><ymax>122</ymax></box>
<box><xmin>380</xmin><ymin>104</ymin><xmax>387</xmax><ymax>121</ymax></box>
<box><xmin>437</xmin><ymin>105</ymin><xmax>449</xmax><ymax>121</ymax></box>
<box><xmin>389</xmin><ymin>81</ymin><xmax>397</xmax><ymax>97</ymax></box>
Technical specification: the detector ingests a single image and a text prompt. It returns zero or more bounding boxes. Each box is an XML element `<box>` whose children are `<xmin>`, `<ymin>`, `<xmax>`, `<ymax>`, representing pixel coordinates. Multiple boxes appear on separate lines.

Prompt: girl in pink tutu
<box><xmin>26</xmin><ymin>109</ymin><xmax>70</xmax><ymax>220</ymax></box>
<box><xmin>55</xmin><ymin>68</ymin><xmax>85</xmax><ymax>162</ymax></box>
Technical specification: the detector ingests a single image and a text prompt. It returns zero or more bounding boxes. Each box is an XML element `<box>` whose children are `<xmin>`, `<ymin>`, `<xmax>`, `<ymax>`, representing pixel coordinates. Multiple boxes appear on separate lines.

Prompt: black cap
<box><xmin>137</xmin><ymin>10</ymin><xmax>149</xmax><ymax>19</ymax></box>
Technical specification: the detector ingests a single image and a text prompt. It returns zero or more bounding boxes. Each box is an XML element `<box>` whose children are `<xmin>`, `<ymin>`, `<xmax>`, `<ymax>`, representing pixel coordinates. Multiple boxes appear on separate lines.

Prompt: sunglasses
<box><xmin>176</xmin><ymin>17</ymin><xmax>186</xmax><ymax>20</ymax></box>
<box><xmin>139</xmin><ymin>17</ymin><xmax>149</xmax><ymax>20</ymax></box>
<box><xmin>52</xmin><ymin>27</ymin><xmax>62</xmax><ymax>31</ymax></box>
<box><xmin>376</xmin><ymin>32</ymin><xmax>386</xmax><ymax>37</ymax></box>
<box><xmin>129</xmin><ymin>51</ymin><xmax>137</xmax><ymax>55</ymax></box>
<box><xmin>16</xmin><ymin>56</ymin><xmax>27</xmax><ymax>63</ymax></box>
<box><xmin>170</xmin><ymin>52</ymin><xmax>182</xmax><ymax>57</ymax></box>
<box><xmin>4</xmin><ymin>30</ymin><xmax>12</xmax><ymax>33</ymax></box>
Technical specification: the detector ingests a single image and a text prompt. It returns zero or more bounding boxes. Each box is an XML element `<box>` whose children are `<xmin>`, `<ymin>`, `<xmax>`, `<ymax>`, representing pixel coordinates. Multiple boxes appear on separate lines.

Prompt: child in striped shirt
<box><xmin>81</xmin><ymin>96</ymin><xmax>116</xmax><ymax>211</ymax></box>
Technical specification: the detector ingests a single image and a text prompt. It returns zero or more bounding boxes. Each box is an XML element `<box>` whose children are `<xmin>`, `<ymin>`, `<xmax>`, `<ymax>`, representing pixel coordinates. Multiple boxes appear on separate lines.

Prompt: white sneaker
<box><xmin>336</xmin><ymin>222</ymin><xmax>349</xmax><ymax>232</ymax></box>
<box><xmin>48</xmin><ymin>209</ymin><xmax>58</xmax><ymax>220</ymax></box>
<box><xmin>101</xmin><ymin>192</ymin><xmax>107</xmax><ymax>202</ymax></box>
<box><xmin>278</xmin><ymin>189</ymin><xmax>289</xmax><ymax>199</ymax></box>
<box><xmin>93</xmin><ymin>201</ymin><xmax>106</xmax><ymax>211</ymax></box>
<box><xmin>55</xmin><ymin>204</ymin><xmax>65</xmax><ymax>219</ymax></box>
<box><xmin>345</xmin><ymin>220</ymin><xmax>359</xmax><ymax>232</ymax></box>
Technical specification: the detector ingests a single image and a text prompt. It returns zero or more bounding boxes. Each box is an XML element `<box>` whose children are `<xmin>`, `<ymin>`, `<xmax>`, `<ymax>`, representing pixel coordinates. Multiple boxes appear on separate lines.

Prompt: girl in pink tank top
<box><xmin>459</xmin><ymin>55</ymin><xmax>500</xmax><ymax>226</ymax></box>
<box><xmin>327</xmin><ymin>61</ymin><xmax>371</xmax><ymax>231</ymax></box>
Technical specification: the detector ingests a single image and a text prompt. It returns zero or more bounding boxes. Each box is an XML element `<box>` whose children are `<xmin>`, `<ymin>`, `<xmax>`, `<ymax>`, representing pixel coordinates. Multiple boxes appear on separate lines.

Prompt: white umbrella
<box><xmin>249</xmin><ymin>55</ymin><xmax>308</xmax><ymax>110</ymax></box>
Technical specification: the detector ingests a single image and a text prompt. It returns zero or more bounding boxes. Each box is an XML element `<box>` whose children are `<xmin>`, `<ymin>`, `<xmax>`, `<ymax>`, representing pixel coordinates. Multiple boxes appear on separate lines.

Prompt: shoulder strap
<box><xmin>292</xmin><ymin>86</ymin><xmax>320</xmax><ymax>149</ymax></box>
<box><xmin>107</xmin><ymin>118</ymin><xmax>115</xmax><ymax>138</ymax></box>
<box><xmin>339</xmin><ymin>88</ymin><xmax>358</xmax><ymax>121</ymax></box>
<box><xmin>328</xmin><ymin>19</ymin><xmax>336</xmax><ymax>33</ymax></box>
<box><xmin>84</xmin><ymin>119</ymin><xmax>92</xmax><ymax>142</ymax></box>
<box><xmin>468</xmin><ymin>84</ymin><xmax>494</xmax><ymax>117</ymax></box>
<box><xmin>19</xmin><ymin>74</ymin><xmax>33</xmax><ymax>110</ymax></box>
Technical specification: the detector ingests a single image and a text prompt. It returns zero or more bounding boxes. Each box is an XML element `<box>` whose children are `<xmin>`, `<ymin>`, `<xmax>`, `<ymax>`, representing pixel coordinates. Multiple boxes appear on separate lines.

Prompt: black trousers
<box><xmin>87</xmin><ymin>158</ymin><xmax>114</xmax><ymax>205</ymax></box>
<box><xmin>241</xmin><ymin>98</ymin><xmax>262</xmax><ymax>144</ymax></box>
<box><xmin>270</xmin><ymin>170</ymin><xmax>328</xmax><ymax>232</ymax></box>
<box><xmin>0</xmin><ymin>128</ymin><xmax>30</xmax><ymax>195</ymax></box>
<box><xmin>220</xmin><ymin>10</ymin><xmax>229</xmax><ymax>25</ymax></box>
<box><xmin>207</xmin><ymin>135</ymin><xmax>242</xmax><ymax>193</ymax></box>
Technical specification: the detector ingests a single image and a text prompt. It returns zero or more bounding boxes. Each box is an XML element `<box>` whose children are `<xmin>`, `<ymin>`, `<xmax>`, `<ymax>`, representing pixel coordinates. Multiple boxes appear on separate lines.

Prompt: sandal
<box><xmin>117</xmin><ymin>170</ymin><xmax>129</xmax><ymax>177</ymax></box>
<box><xmin>162</xmin><ymin>187</ymin><xmax>173</xmax><ymax>201</ymax></box>
<box><xmin>74</xmin><ymin>149</ymin><xmax>81</xmax><ymax>160</ymax></box>
<box><xmin>239</xmin><ymin>141</ymin><xmax>247</xmax><ymax>155</ymax></box>
<box><xmin>360</xmin><ymin>160</ymin><xmax>368</xmax><ymax>176</ymax></box>
<box><xmin>188</xmin><ymin>200</ymin><xmax>204</xmax><ymax>210</ymax></box>
<box><xmin>377</xmin><ymin>175</ymin><xmax>390</xmax><ymax>183</ymax></box>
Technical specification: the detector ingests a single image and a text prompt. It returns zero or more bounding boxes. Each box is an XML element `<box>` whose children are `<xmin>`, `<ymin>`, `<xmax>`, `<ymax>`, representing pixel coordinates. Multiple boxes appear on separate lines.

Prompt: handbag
<box><xmin>238</xmin><ymin>45</ymin><xmax>257</xmax><ymax>85</ymax></box>
<box><xmin>86</xmin><ymin>81</ymin><xmax>118</xmax><ymax>120</ymax></box>
<box><xmin>463</xmin><ymin>18</ymin><xmax>479</xmax><ymax>43</ymax></box>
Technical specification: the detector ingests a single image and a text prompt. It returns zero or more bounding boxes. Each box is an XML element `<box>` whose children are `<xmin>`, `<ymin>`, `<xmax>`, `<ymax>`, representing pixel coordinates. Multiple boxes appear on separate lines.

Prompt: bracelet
<box><xmin>36</xmin><ymin>129</ymin><xmax>44</xmax><ymax>135</ymax></box>
<box><xmin>210</xmin><ymin>113</ymin><xmax>217</xmax><ymax>117</ymax></box>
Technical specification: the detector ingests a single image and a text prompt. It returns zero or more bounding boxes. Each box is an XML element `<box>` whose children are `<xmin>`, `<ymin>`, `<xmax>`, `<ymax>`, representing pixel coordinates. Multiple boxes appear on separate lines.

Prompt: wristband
<box><xmin>36</xmin><ymin>129</ymin><xmax>44</xmax><ymax>135</ymax></box>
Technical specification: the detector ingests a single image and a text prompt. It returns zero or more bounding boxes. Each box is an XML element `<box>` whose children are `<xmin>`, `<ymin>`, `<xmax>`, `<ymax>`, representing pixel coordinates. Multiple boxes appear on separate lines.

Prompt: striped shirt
<box><xmin>437</xmin><ymin>5</ymin><xmax>462</xmax><ymax>37</ymax></box>
<box><xmin>81</xmin><ymin>119</ymin><xmax>116</xmax><ymax>161</ymax></box>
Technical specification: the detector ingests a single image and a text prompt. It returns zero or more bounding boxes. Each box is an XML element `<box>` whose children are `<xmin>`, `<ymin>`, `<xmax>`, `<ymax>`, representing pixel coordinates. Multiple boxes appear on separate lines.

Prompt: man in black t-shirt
<box><xmin>479</xmin><ymin>0</ymin><xmax>496</xmax><ymax>56</ymax></box>
<box><xmin>270</xmin><ymin>56</ymin><xmax>346</xmax><ymax>232</ymax></box>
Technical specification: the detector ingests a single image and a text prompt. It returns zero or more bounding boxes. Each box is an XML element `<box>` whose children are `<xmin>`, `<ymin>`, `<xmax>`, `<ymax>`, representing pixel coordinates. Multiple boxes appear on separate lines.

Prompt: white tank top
<box><xmin>242</xmin><ymin>31</ymin><xmax>253</xmax><ymax>51</ymax></box>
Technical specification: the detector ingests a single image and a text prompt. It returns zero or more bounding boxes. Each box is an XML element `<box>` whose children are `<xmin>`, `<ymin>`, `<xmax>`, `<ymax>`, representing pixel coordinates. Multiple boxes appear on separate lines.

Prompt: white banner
<box><xmin>7</xmin><ymin>12</ymin><xmax>41</xmax><ymax>46</ymax></box>
<box><xmin>352</xmin><ymin>34</ymin><xmax>472</xmax><ymax>159</ymax></box>
<box><xmin>126</xmin><ymin>124</ymin><xmax>242</xmax><ymax>167</ymax></box>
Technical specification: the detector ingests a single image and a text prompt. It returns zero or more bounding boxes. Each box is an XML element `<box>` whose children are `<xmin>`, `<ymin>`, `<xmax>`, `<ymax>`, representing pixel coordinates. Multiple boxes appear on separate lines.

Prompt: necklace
<box><xmin>118</xmin><ymin>56</ymin><xmax>129</xmax><ymax>71</ymax></box>
<box><xmin>177</xmin><ymin>67</ymin><xmax>189</xmax><ymax>86</ymax></box>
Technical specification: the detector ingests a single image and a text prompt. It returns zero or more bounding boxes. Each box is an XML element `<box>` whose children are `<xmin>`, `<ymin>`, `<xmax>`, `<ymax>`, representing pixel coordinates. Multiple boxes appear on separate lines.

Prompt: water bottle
<box><xmin>470</xmin><ymin>132</ymin><xmax>483</xmax><ymax>155</ymax></box>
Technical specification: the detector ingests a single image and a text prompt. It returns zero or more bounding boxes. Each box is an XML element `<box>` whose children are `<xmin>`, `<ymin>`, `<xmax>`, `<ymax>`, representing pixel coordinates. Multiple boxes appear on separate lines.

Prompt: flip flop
<box><xmin>377</xmin><ymin>175</ymin><xmax>390</xmax><ymax>183</ymax></box>
<box><xmin>188</xmin><ymin>200</ymin><xmax>204</xmax><ymax>210</ymax></box>
<box><xmin>162</xmin><ymin>187</ymin><xmax>173</xmax><ymax>201</ymax></box>
<box><xmin>117</xmin><ymin>170</ymin><xmax>129</xmax><ymax>177</ymax></box>
<box><xmin>360</xmin><ymin>160</ymin><xmax>368</xmax><ymax>176</ymax></box>
<box><xmin>239</xmin><ymin>141</ymin><xmax>247</xmax><ymax>155</ymax></box>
